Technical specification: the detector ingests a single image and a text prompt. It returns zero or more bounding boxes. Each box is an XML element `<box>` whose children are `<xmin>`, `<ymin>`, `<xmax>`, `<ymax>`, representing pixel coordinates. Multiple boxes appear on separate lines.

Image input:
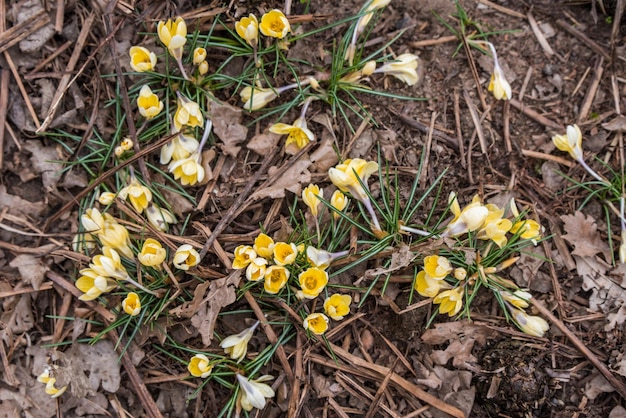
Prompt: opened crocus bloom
<box><xmin>232</xmin><ymin>245</ymin><xmax>257</xmax><ymax>270</ymax></box>
<box><xmin>433</xmin><ymin>287</ymin><xmax>464</xmax><ymax>316</ymax></box>
<box><xmin>477</xmin><ymin>204</ymin><xmax>512</xmax><ymax>248</ymax></box>
<box><xmin>552</xmin><ymin>124</ymin><xmax>583</xmax><ymax>162</ymax></box>
<box><xmin>324</xmin><ymin>294</ymin><xmax>352</xmax><ymax>320</ymax></box>
<box><xmin>138</xmin><ymin>238</ymin><xmax>166</xmax><ymax>267</ymax></box>
<box><xmin>122</xmin><ymin>292</ymin><xmax>141</xmax><ymax>316</ymax></box>
<box><xmin>414</xmin><ymin>270</ymin><xmax>452</xmax><ymax>298</ymax></box>
<box><xmin>174</xmin><ymin>93</ymin><xmax>204</xmax><ymax>131</ymax></box>
<box><xmin>188</xmin><ymin>354</ymin><xmax>213</xmax><ymax>378</ymax></box>
<box><xmin>157</xmin><ymin>17</ymin><xmax>187</xmax><ymax>60</ymax></box>
<box><xmin>443</xmin><ymin>193</ymin><xmax>489</xmax><ymax>237</ymax></box>
<box><xmin>236</xmin><ymin>374</ymin><xmax>275</xmax><ymax>412</ymax></box>
<box><xmin>259</xmin><ymin>9</ymin><xmax>291</xmax><ymax>39</ymax></box>
<box><xmin>168</xmin><ymin>152</ymin><xmax>205</xmax><ymax>186</ymax></box>
<box><xmin>328</xmin><ymin>159</ymin><xmax>378</xmax><ymax>203</ymax></box>
<box><xmin>273</xmin><ymin>242</ymin><xmax>298</xmax><ymax>266</ymax></box>
<box><xmin>136</xmin><ymin>85</ymin><xmax>163</xmax><ymax>119</ymax></box>
<box><xmin>246</xmin><ymin>257</ymin><xmax>268</xmax><ymax>281</ymax></box>
<box><xmin>373</xmin><ymin>53</ymin><xmax>420</xmax><ymax>86</ymax></box>
<box><xmin>173</xmin><ymin>244</ymin><xmax>200</xmax><ymax>270</ymax></box>
<box><xmin>263</xmin><ymin>265</ymin><xmax>289</xmax><ymax>294</ymax></box>
<box><xmin>303</xmin><ymin>313</ymin><xmax>329</xmax><ymax>335</ymax></box>
<box><xmin>236</xmin><ymin>14</ymin><xmax>259</xmax><ymax>47</ymax></box>
<box><xmin>119</xmin><ymin>174</ymin><xmax>153</xmax><ymax>213</ymax></box>
<box><xmin>298</xmin><ymin>267</ymin><xmax>328</xmax><ymax>299</ymax></box>
<box><xmin>220</xmin><ymin>321</ymin><xmax>259</xmax><ymax>363</ymax></box>
<box><xmin>269</xmin><ymin>117</ymin><xmax>315</xmax><ymax>152</ymax></box>
<box><xmin>129</xmin><ymin>46</ymin><xmax>156</xmax><ymax>72</ymax></box>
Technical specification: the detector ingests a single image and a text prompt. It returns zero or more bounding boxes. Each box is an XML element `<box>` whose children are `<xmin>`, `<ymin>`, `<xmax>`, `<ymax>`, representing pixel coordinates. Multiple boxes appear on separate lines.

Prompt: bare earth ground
<box><xmin>1</xmin><ymin>0</ymin><xmax>626</xmax><ymax>417</ymax></box>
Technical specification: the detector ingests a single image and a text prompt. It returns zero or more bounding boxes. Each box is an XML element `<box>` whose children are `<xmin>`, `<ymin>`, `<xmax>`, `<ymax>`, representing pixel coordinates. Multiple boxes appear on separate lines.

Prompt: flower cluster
<box><xmin>411</xmin><ymin>194</ymin><xmax>548</xmax><ymax>336</ymax></box>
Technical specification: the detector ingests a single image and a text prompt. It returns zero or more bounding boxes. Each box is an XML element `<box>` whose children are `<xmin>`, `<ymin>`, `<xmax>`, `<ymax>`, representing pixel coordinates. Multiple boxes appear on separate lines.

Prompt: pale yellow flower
<box><xmin>362</xmin><ymin>60</ymin><xmax>377</xmax><ymax>75</ymax></box>
<box><xmin>193</xmin><ymin>47</ymin><xmax>207</xmax><ymax>65</ymax></box>
<box><xmin>444</xmin><ymin>193</ymin><xmax>489</xmax><ymax>237</ymax></box>
<box><xmin>174</xmin><ymin>94</ymin><xmax>204</xmax><ymax>131</ymax></box>
<box><xmin>373</xmin><ymin>53</ymin><xmax>420</xmax><ymax>86</ymax></box>
<box><xmin>302</xmin><ymin>184</ymin><xmax>322</xmax><ymax>217</ymax></box>
<box><xmin>188</xmin><ymin>354</ymin><xmax>213</xmax><ymax>378</ymax></box>
<box><xmin>76</xmin><ymin>268</ymin><xmax>117</xmax><ymax>301</ymax></box>
<box><xmin>488</xmin><ymin>63</ymin><xmax>512</xmax><ymax>100</ymax></box>
<box><xmin>99</xmin><ymin>223</ymin><xmax>134</xmax><ymax>259</ymax></box>
<box><xmin>157</xmin><ymin>17</ymin><xmax>187</xmax><ymax>60</ymax></box>
<box><xmin>328</xmin><ymin>159</ymin><xmax>378</xmax><ymax>203</ymax></box>
<box><xmin>511</xmin><ymin>308</ymin><xmax>549</xmax><ymax>337</ymax></box>
<box><xmin>500</xmin><ymin>289</ymin><xmax>532</xmax><ymax>309</ymax></box>
<box><xmin>273</xmin><ymin>242</ymin><xmax>298</xmax><ymax>266</ymax></box>
<box><xmin>423</xmin><ymin>255</ymin><xmax>452</xmax><ymax>279</ymax></box>
<box><xmin>168</xmin><ymin>152</ymin><xmax>205</xmax><ymax>186</ymax></box>
<box><xmin>98</xmin><ymin>192</ymin><xmax>116</xmax><ymax>205</ymax></box>
<box><xmin>246</xmin><ymin>257</ymin><xmax>268</xmax><ymax>281</ymax></box>
<box><xmin>137</xmin><ymin>85</ymin><xmax>163</xmax><ymax>120</ymax></box>
<box><xmin>414</xmin><ymin>270</ymin><xmax>451</xmax><ymax>298</ymax></box>
<box><xmin>81</xmin><ymin>207</ymin><xmax>105</xmax><ymax>235</ymax></box>
<box><xmin>240</xmin><ymin>85</ymin><xmax>278</xmax><ymax>111</ymax></box>
<box><xmin>120</xmin><ymin>137</ymin><xmax>133</xmax><ymax>151</ymax></box>
<box><xmin>119</xmin><ymin>175</ymin><xmax>153</xmax><ymax>213</ymax></box>
<box><xmin>306</xmin><ymin>247</ymin><xmax>333</xmax><ymax>269</ymax></box>
<box><xmin>90</xmin><ymin>246</ymin><xmax>130</xmax><ymax>281</ymax></box>
<box><xmin>236</xmin><ymin>374</ymin><xmax>275</xmax><ymax>412</ymax></box>
<box><xmin>198</xmin><ymin>60</ymin><xmax>209</xmax><ymax>75</ymax></box>
<box><xmin>477</xmin><ymin>204</ymin><xmax>512</xmax><ymax>248</ymax></box>
<box><xmin>122</xmin><ymin>292</ymin><xmax>141</xmax><ymax>316</ymax></box>
<box><xmin>259</xmin><ymin>9</ymin><xmax>291</xmax><ymax>39</ymax></box>
<box><xmin>236</xmin><ymin>14</ymin><xmax>259</xmax><ymax>47</ymax></box>
<box><xmin>72</xmin><ymin>233</ymin><xmax>97</xmax><ymax>252</ymax></box>
<box><xmin>323</xmin><ymin>294</ymin><xmax>352</xmax><ymax>320</ymax></box>
<box><xmin>263</xmin><ymin>265</ymin><xmax>289</xmax><ymax>294</ymax></box>
<box><xmin>269</xmin><ymin>117</ymin><xmax>315</xmax><ymax>151</ymax></box>
<box><xmin>173</xmin><ymin>244</ymin><xmax>200</xmax><ymax>270</ymax></box>
<box><xmin>129</xmin><ymin>46</ymin><xmax>156</xmax><ymax>72</ymax></box>
<box><xmin>552</xmin><ymin>124</ymin><xmax>583</xmax><ymax>161</ymax></box>
<box><xmin>433</xmin><ymin>287</ymin><xmax>464</xmax><ymax>317</ymax></box>
<box><xmin>454</xmin><ymin>267</ymin><xmax>467</xmax><ymax>281</ymax></box>
<box><xmin>330</xmin><ymin>190</ymin><xmax>349</xmax><ymax>219</ymax></box>
<box><xmin>253</xmin><ymin>233</ymin><xmax>275</xmax><ymax>258</ymax></box>
<box><xmin>232</xmin><ymin>245</ymin><xmax>257</xmax><ymax>270</ymax></box>
<box><xmin>160</xmin><ymin>131</ymin><xmax>200</xmax><ymax>165</ymax></box>
<box><xmin>303</xmin><ymin>313</ymin><xmax>329</xmax><ymax>335</ymax></box>
<box><xmin>145</xmin><ymin>205</ymin><xmax>176</xmax><ymax>231</ymax></box>
<box><xmin>298</xmin><ymin>267</ymin><xmax>328</xmax><ymax>299</ymax></box>
<box><xmin>138</xmin><ymin>238</ymin><xmax>166</xmax><ymax>267</ymax></box>
<box><xmin>37</xmin><ymin>367</ymin><xmax>68</xmax><ymax>398</ymax></box>
<box><xmin>220</xmin><ymin>321</ymin><xmax>259</xmax><ymax>363</ymax></box>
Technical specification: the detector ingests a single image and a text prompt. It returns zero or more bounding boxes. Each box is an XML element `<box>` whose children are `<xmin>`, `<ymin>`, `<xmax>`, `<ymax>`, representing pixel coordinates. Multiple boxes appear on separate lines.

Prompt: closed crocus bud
<box><xmin>173</xmin><ymin>244</ymin><xmax>200</xmax><ymax>270</ymax></box>
<box><xmin>236</xmin><ymin>14</ymin><xmax>259</xmax><ymax>47</ymax></box>
<box><xmin>76</xmin><ymin>268</ymin><xmax>117</xmax><ymax>301</ymax></box>
<box><xmin>198</xmin><ymin>60</ymin><xmax>209</xmax><ymax>75</ymax></box>
<box><xmin>552</xmin><ymin>124</ymin><xmax>583</xmax><ymax>162</ymax></box>
<box><xmin>137</xmin><ymin>85</ymin><xmax>163</xmax><ymax>120</ymax></box>
<box><xmin>328</xmin><ymin>159</ymin><xmax>379</xmax><ymax>203</ymax></box>
<box><xmin>259</xmin><ymin>9</ymin><xmax>291</xmax><ymax>39</ymax></box>
<box><xmin>303</xmin><ymin>313</ymin><xmax>329</xmax><ymax>335</ymax></box>
<box><xmin>253</xmin><ymin>233</ymin><xmax>275</xmax><ymax>258</ymax></box>
<box><xmin>512</xmin><ymin>308</ymin><xmax>549</xmax><ymax>337</ymax></box>
<box><xmin>414</xmin><ymin>270</ymin><xmax>451</xmax><ymax>298</ymax></box>
<box><xmin>188</xmin><ymin>354</ymin><xmax>213</xmax><ymax>378</ymax></box>
<box><xmin>330</xmin><ymin>190</ymin><xmax>348</xmax><ymax>219</ymax></box>
<box><xmin>361</xmin><ymin>60</ymin><xmax>377</xmax><ymax>76</ymax></box>
<box><xmin>99</xmin><ymin>223</ymin><xmax>134</xmax><ymax>259</ymax></box>
<box><xmin>236</xmin><ymin>374</ymin><xmax>275</xmax><ymax>412</ymax></box>
<box><xmin>145</xmin><ymin>205</ymin><xmax>176</xmax><ymax>231</ymax></box>
<box><xmin>488</xmin><ymin>63</ymin><xmax>512</xmax><ymax>100</ymax></box>
<box><xmin>501</xmin><ymin>289</ymin><xmax>533</xmax><ymax>309</ymax></box>
<box><xmin>423</xmin><ymin>255</ymin><xmax>453</xmax><ymax>279</ymax></box>
<box><xmin>138</xmin><ymin>238</ymin><xmax>166</xmax><ymax>267</ymax></box>
<box><xmin>81</xmin><ymin>207</ymin><xmax>105</xmax><ymax>235</ymax></box>
<box><xmin>240</xmin><ymin>86</ymin><xmax>278</xmax><ymax>111</ymax></box>
<box><xmin>193</xmin><ymin>47</ymin><xmax>207</xmax><ymax>65</ymax></box>
<box><xmin>90</xmin><ymin>246</ymin><xmax>130</xmax><ymax>281</ymax></box>
<box><xmin>220</xmin><ymin>321</ymin><xmax>259</xmax><ymax>363</ymax></box>
<box><xmin>302</xmin><ymin>184</ymin><xmax>323</xmax><ymax>217</ymax></box>
<box><xmin>129</xmin><ymin>46</ymin><xmax>157</xmax><ymax>72</ymax></box>
<box><xmin>122</xmin><ymin>292</ymin><xmax>141</xmax><ymax>316</ymax></box>
<box><xmin>120</xmin><ymin>137</ymin><xmax>134</xmax><ymax>151</ymax></box>
<box><xmin>373</xmin><ymin>53</ymin><xmax>420</xmax><ymax>86</ymax></box>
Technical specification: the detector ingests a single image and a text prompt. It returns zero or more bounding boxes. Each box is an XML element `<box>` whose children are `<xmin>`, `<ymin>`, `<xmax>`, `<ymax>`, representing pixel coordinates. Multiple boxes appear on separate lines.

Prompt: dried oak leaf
<box><xmin>209</xmin><ymin>102</ymin><xmax>248</xmax><ymax>157</ymax></box>
<box><xmin>561</xmin><ymin>211</ymin><xmax>611</xmax><ymax>260</ymax></box>
<box><xmin>249</xmin><ymin>158</ymin><xmax>311</xmax><ymax>200</ymax></box>
<box><xmin>189</xmin><ymin>271</ymin><xmax>242</xmax><ymax>346</ymax></box>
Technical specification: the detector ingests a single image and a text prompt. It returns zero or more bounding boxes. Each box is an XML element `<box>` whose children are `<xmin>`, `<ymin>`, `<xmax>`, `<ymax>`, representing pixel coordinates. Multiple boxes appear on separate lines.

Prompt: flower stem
<box><xmin>578</xmin><ymin>158</ymin><xmax>610</xmax><ymax>185</ymax></box>
<box><xmin>361</xmin><ymin>197</ymin><xmax>381</xmax><ymax>233</ymax></box>
<box><xmin>400</xmin><ymin>224</ymin><xmax>436</xmax><ymax>237</ymax></box>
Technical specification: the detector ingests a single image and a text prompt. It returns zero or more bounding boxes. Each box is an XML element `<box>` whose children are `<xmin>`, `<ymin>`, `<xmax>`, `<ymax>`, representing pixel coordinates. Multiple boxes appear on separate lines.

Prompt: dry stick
<box><xmin>327</xmin><ymin>342</ymin><xmax>465</xmax><ymax>418</ymax></box>
<box><xmin>509</xmin><ymin>99</ymin><xmax>562</xmax><ymax>131</ymax></box>
<box><xmin>242</xmin><ymin>291</ymin><xmax>294</xmax><ymax>382</ymax></box>
<box><xmin>463</xmin><ymin>88</ymin><xmax>488</xmax><ymax>154</ymax></box>
<box><xmin>408</xmin><ymin>35</ymin><xmax>456</xmax><ymax>48</ymax></box>
<box><xmin>503</xmin><ymin>100</ymin><xmax>512</xmax><ymax>153</ymax></box>
<box><xmin>0</xmin><ymin>69</ymin><xmax>9</xmax><ymax>169</ymax></box>
<box><xmin>3</xmin><ymin>52</ymin><xmax>41</xmax><ymax>129</ymax></box>
<box><xmin>461</xmin><ymin>34</ymin><xmax>488</xmax><ymax>112</ymax></box>
<box><xmin>198</xmin><ymin>145</ymin><xmax>278</xmax><ymax>260</ymax></box>
<box><xmin>518</xmin><ymin>65</ymin><xmax>533</xmax><ymax>101</ymax></box>
<box><xmin>45</xmin><ymin>133</ymin><xmax>178</xmax><ymax>229</ymax></box>
<box><xmin>453</xmin><ymin>90</ymin><xmax>466</xmax><ymax>168</ymax></box>
<box><xmin>419</xmin><ymin>112</ymin><xmax>437</xmax><ymax>189</ymax></box>
<box><xmin>527</xmin><ymin>12</ymin><xmax>555</xmax><ymax>56</ymax></box>
<box><xmin>520</xmin><ymin>149</ymin><xmax>575</xmax><ymax>167</ymax></box>
<box><xmin>103</xmin><ymin>8</ymin><xmax>149</xmax><ymax>182</ymax></box>
<box><xmin>555</xmin><ymin>19</ymin><xmax>610</xmax><ymax>61</ymax></box>
<box><xmin>364</xmin><ymin>359</ymin><xmax>398</xmax><ymax>418</ymax></box>
<box><xmin>46</xmin><ymin>271</ymin><xmax>164</xmax><ymax>418</ymax></box>
<box><xmin>287</xmin><ymin>331</ymin><xmax>303</xmax><ymax>418</ymax></box>
<box><xmin>55</xmin><ymin>0</ymin><xmax>65</xmax><ymax>32</ymax></box>
<box><xmin>577</xmin><ymin>57</ymin><xmax>604</xmax><ymax>123</ymax></box>
<box><xmin>531</xmin><ymin>298</ymin><xmax>626</xmax><ymax>400</ymax></box>
<box><xmin>27</xmin><ymin>40</ymin><xmax>73</xmax><ymax>77</ymax></box>
<box><xmin>478</xmin><ymin>0</ymin><xmax>526</xmax><ymax>19</ymax></box>
<box><xmin>70</xmin><ymin>79</ymin><xmax>100</xmax><ymax>159</ymax></box>
<box><xmin>38</xmin><ymin>13</ymin><xmax>95</xmax><ymax>133</ymax></box>
<box><xmin>391</xmin><ymin>109</ymin><xmax>458</xmax><ymax>150</ymax></box>
<box><xmin>0</xmin><ymin>9</ymin><xmax>50</xmax><ymax>53</ymax></box>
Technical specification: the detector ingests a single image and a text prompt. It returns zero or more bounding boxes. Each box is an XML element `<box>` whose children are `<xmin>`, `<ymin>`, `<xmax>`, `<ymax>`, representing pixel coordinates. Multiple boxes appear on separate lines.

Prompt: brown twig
<box><xmin>463</xmin><ymin>88</ymin><xmax>488</xmax><ymax>154</ymax></box>
<box><xmin>577</xmin><ymin>57</ymin><xmax>604</xmax><ymax>123</ymax></box>
<box><xmin>391</xmin><ymin>109</ymin><xmax>458</xmax><ymax>149</ymax></box>
<box><xmin>0</xmin><ymin>69</ymin><xmax>9</xmax><ymax>169</ymax></box>
<box><xmin>531</xmin><ymin>298</ymin><xmax>626</xmax><ymax>400</ymax></box>
<box><xmin>555</xmin><ymin>19</ymin><xmax>610</xmax><ymax>60</ymax></box>
<box><xmin>509</xmin><ymin>99</ymin><xmax>563</xmax><ymax>131</ymax></box>
<box><xmin>0</xmin><ymin>9</ymin><xmax>50</xmax><ymax>54</ymax></box>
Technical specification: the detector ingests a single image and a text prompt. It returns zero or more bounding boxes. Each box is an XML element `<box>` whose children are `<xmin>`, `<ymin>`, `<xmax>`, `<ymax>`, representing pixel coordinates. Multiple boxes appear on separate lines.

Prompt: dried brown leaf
<box><xmin>209</xmin><ymin>102</ymin><xmax>248</xmax><ymax>157</ymax></box>
<box><xmin>561</xmin><ymin>211</ymin><xmax>611</xmax><ymax>260</ymax></box>
<box><xmin>189</xmin><ymin>271</ymin><xmax>242</xmax><ymax>346</ymax></box>
<box><xmin>602</xmin><ymin>115</ymin><xmax>626</xmax><ymax>132</ymax></box>
<box><xmin>249</xmin><ymin>159</ymin><xmax>311</xmax><ymax>200</ymax></box>
<box><xmin>247</xmin><ymin>132</ymin><xmax>281</xmax><ymax>156</ymax></box>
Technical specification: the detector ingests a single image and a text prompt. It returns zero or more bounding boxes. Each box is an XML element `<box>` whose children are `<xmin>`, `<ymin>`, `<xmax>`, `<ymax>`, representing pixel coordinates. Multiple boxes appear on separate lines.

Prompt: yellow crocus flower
<box><xmin>129</xmin><ymin>46</ymin><xmax>156</xmax><ymax>72</ymax></box>
<box><xmin>303</xmin><ymin>313</ymin><xmax>329</xmax><ymax>335</ymax></box>
<box><xmin>373</xmin><ymin>53</ymin><xmax>420</xmax><ymax>86</ymax></box>
<box><xmin>157</xmin><ymin>16</ymin><xmax>187</xmax><ymax>60</ymax></box>
<box><xmin>136</xmin><ymin>85</ymin><xmax>163</xmax><ymax>120</ymax></box>
<box><xmin>138</xmin><ymin>238</ymin><xmax>166</xmax><ymax>267</ymax></box>
<box><xmin>173</xmin><ymin>244</ymin><xmax>200</xmax><ymax>270</ymax></box>
<box><xmin>433</xmin><ymin>287</ymin><xmax>464</xmax><ymax>316</ymax></box>
<box><xmin>119</xmin><ymin>174</ymin><xmax>153</xmax><ymax>213</ymax></box>
<box><xmin>263</xmin><ymin>265</ymin><xmax>289</xmax><ymax>294</ymax></box>
<box><xmin>323</xmin><ymin>294</ymin><xmax>352</xmax><ymax>320</ymax></box>
<box><xmin>269</xmin><ymin>117</ymin><xmax>315</xmax><ymax>151</ymax></box>
<box><xmin>220</xmin><ymin>321</ymin><xmax>259</xmax><ymax>363</ymax></box>
<box><xmin>188</xmin><ymin>354</ymin><xmax>213</xmax><ymax>378</ymax></box>
<box><xmin>236</xmin><ymin>14</ymin><xmax>259</xmax><ymax>47</ymax></box>
<box><xmin>259</xmin><ymin>9</ymin><xmax>291</xmax><ymax>39</ymax></box>
<box><xmin>298</xmin><ymin>267</ymin><xmax>328</xmax><ymax>299</ymax></box>
<box><xmin>168</xmin><ymin>152</ymin><xmax>205</xmax><ymax>186</ymax></box>
<box><xmin>301</xmin><ymin>184</ymin><xmax>322</xmax><ymax>217</ymax></box>
<box><xmin>122</xmin><ymin>292</ymin><xmax>141</xmax><ymax>316</ymax></box>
